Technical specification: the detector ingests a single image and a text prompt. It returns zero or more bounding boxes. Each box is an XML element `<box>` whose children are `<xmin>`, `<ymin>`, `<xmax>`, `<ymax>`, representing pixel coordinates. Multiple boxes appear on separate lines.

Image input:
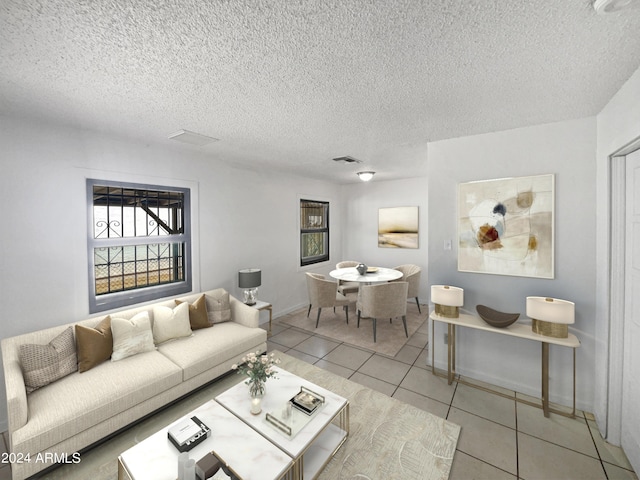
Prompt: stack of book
<box><xmin>168</xmin><ymin>416</ymin><xmax>211</xmax><ymax>452</ymax></box>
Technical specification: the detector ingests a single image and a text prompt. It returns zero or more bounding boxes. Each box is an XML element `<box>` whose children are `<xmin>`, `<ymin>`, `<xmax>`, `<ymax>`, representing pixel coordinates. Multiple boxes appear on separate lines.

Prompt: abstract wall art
<box><xmin>458</xmin><ymin>174</ymin><xmax>554</xmax><ymax>278</ymax></box>
<box><xmin>378</xmin><ymin>206</ymin><xmax>419</xmax><ymax>249</ymax></box>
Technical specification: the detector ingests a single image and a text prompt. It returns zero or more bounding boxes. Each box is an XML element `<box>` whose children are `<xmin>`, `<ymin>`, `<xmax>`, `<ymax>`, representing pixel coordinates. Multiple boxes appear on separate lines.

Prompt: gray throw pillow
<box><xmin>19</xmin><ymin>326</ymin><xmax>78</xmax><ymax>394</ymax></box>
<box><xmin>206</xmin><ymin>289</ymin><xmax>231</xmax><ymax>324</ymax></box>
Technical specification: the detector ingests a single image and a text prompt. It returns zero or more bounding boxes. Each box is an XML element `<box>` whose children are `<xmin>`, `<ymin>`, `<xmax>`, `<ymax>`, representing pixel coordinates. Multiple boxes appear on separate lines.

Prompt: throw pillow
<box><xmin>19</xmin><ymin>326</ymin><xmax>78</xmax><ymax>394</ymax></box>
<box><xmin>75</xmin><ymin>316</ymin><xmax>113</xmax><ymax>373</ymax></box>
<box><xmin>175</xmin><ymin>294</ymin><xmax>211</xmax><ymax>330</ymax></box>
<box><xmin>111</xmin><ymin>311</ymin><xmax>155</xmax><ymax>361</ymax></box>
<box><xmin>152</xmin><ymin>302</ymin><xmax>192</xmax><ymax>344</ymax></box>
<box><xmin>206</xmin><ymin>289</ymin><xmax>231</xmax><ymax>324</ymax></box>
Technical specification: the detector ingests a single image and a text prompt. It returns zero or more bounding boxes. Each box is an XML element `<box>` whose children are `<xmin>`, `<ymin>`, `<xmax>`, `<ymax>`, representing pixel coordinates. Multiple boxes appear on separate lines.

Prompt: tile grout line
<box><xmin>583</xmin><ymin>410</ymin><xmax>613</xmax><ymax>480</ymax></box>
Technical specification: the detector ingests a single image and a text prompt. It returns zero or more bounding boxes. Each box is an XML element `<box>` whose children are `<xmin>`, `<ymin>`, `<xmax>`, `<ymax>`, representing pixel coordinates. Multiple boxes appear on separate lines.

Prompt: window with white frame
<box><xmin>300</xmin><ymin>199</ymin><xmax>329</xmax><ymax>266</ymax></box>
<box><xmin>88</xmin><ymin>179</ymin><xmax>191</xmax><ymax>313</ymax></box>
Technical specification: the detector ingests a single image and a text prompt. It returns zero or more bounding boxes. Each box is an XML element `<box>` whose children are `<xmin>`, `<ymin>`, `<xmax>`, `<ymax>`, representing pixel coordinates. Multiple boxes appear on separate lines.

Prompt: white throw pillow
<box><xmin>111</xmin><ymin>311</ymin><xmax>156</xmax><ymax>361</ymax></box>
<box><xmin>152</xmin><ymin>302</ymin><xmax>192</xmax><ymax>344</ymax></box>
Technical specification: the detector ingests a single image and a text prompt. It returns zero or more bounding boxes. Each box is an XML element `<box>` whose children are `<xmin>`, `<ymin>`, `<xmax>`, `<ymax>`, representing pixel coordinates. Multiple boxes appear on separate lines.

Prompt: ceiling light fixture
<box><xmin>593</xmin><ymin>0</ymin><xmax>638</xmax><ymax>14</ymax></box>
<box><xmin>357</xmin><ymin>171</ymin><xmax>375</xmax><ymax>182</ymax></box>
<box><xmin>333</xmin><ymin>156</ymin><xmax>363</xmax><ymax>164</ymax></box>
<box><xmin>168</xmin><ymin>129</ymin><xmax>219</xmax><ymax>146</ymax></box>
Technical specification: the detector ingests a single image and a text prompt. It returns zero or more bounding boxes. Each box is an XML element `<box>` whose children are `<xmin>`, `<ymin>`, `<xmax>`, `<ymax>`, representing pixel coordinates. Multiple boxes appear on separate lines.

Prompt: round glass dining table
<box><xmin>329</xmin><ymin>266</ymin><xmax>403</xmax><ymax>284</ymax></box>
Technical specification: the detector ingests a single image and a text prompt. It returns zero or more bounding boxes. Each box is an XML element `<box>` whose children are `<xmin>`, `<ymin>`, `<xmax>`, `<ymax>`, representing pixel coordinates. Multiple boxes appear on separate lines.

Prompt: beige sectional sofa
<box><xmin>1</xmin><ymin>289</ymin><xmax>267</xmax><ymax>480</ymax></box>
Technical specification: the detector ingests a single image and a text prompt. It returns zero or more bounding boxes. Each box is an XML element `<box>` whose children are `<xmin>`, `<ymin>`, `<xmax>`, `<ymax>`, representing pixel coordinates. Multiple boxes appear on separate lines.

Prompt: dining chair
<box><xmin>305</xmin><ymin>272</ymin><xmax>352</xmax><ymax>328</ymax></box>
<box><xmin>392</xmin><ymin>264</ymin><xmax>422</xmax><ymax>313</ymax></box>
<box><xmin>356</xmin><ymin>281</ymin><xmax>409</xmax><ymax>342</ymax></box>
<box><xmin>335</xmin><ymin>260</ymin><xmax>360</xmax><ymax>295</ymax></box>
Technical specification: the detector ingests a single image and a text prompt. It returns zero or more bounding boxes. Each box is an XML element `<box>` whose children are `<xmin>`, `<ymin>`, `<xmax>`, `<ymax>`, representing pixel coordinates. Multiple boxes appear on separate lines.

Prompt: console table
<box><xmin>429</xmin><ymin>312</ymin><xmax>580</xmax><ymax>418</ymax></box>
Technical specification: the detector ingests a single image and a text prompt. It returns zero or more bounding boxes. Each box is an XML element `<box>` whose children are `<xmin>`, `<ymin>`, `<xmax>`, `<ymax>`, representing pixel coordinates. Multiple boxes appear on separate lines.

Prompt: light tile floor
<box><xmin>0</xmin><ymin>314</ymin><xmax>636</xmax><ymax>480</ymax></box>
<box><xmin>266</xmin><ymin>314</ymin><xmax>638</xmax><ymax>480</ymax></box>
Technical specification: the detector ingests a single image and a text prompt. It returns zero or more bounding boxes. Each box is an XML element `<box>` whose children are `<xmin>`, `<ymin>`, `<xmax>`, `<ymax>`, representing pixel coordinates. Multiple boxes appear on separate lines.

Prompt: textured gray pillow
<box><xmin>205</xmin><ymin>289</ymin><xmax>231</xmax><ymax>324</ymax></box>
<box><xmin>19</xmin><ymin>326</ymin><xmax>78</xmax><ymax>394</ymax></box>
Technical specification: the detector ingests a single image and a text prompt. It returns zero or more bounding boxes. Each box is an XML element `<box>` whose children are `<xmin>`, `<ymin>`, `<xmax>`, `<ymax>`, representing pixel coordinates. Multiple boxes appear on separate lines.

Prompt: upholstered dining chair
<box><xmin>305</xmin><ymin>272</ymin><xmax>352</xmax><ymax>328</ymax></box>
<box><xmin>392</xmin><ymin>264</ymin><xmax>422</xmax><ymax>313</ymax></box>
<box><xmin>335</xmin><ymin>260</ymin><xmax>360</xmax><ymax>295</ymax></box>
<box><xmin>357</xmin><ymin>281</ymin><xmax>409</xmax><ymax>342</ymax></box>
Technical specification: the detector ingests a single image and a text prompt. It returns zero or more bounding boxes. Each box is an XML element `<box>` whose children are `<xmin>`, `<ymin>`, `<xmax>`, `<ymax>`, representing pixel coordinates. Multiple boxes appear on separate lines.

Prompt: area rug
<box><xmin>276</xmin><ymin>350</ymin><xmax>460</xmax><ymax>479</ymax></box>
<box><xmin>279</xmin><ymin>302</ymin><xmax>427</xmax><ymax>357</ymax></box>
<box><xmin>32</xmin><ymin>350</ymin><xmax>459</xmax><ymax>480</ymax></box>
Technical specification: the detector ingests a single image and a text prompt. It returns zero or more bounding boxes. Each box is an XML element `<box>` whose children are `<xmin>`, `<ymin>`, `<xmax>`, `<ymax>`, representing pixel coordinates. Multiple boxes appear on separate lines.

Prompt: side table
<box><xmin>252</xmin><ymin>300</ymin><xmax>273</xmax><ymax>336</ymax></box>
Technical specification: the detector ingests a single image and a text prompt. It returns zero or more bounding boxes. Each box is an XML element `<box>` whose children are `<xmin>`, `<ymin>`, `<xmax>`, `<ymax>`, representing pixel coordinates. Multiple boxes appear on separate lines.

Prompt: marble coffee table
<box><xmin>215</xmin><ymin>367</ymin><xmax>349</xmax><ymax>480</ymax></box>
<box><xmin>117</xmin><ymin>399</ymin><xmax>293</xmax><ymax>480</ymax></box>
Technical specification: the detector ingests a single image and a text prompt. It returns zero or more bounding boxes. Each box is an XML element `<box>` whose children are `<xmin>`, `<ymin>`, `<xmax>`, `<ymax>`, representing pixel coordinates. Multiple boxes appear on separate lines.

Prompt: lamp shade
<box><xmin>431</xmin><ymin>285</ymin><xmax>464</xmax><ymax>306</ymax></box>
<box><xmin>238</xmin><ymin>269</ymin><xmax>261</xmax><ymax>288</ymax></box>
<box><xmin>526</xmin><ymin>297</ymin><xmax>574</xmax><ymax>324</ymax></box>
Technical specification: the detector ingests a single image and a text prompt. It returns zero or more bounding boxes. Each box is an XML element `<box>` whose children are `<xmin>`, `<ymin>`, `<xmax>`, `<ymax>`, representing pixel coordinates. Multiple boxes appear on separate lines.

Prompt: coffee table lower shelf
<box><xmin>287</xmin><ymin>420</ymin><xmax>348</xmax><ymax>479</ymax></box>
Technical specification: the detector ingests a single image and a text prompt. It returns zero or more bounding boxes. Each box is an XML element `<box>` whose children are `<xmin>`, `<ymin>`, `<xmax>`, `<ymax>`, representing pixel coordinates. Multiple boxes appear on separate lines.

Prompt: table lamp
<box><xmin>238</xmin><ymin>269</ymin><xmax>261</xmax><ymax>306</ymax></box>
<box><xmin>526</xmin><ymin>296</ymin><xmax>575</xmax><ymax>338</ymax></box>
<box><xmin>431</xmin><ymin>285</ymin><xmax>464</xmax><ymax>318</ymax></box>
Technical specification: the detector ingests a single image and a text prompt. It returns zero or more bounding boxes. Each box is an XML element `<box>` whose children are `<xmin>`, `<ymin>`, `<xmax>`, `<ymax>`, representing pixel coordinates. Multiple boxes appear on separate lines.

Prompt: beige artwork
<box><xmin>378</xmin><ymin>206</ymin><xmax>419</xmax><ymax>249</ymax></box>
<box><xmin>458</xmin><ymin>174</ymin><xmax>554</xmax><ymax>278</ymax></box>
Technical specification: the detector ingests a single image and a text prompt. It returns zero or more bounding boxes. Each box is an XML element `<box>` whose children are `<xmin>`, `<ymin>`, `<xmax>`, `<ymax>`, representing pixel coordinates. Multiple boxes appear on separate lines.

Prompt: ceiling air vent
<box><xmin>332</xmin><ymin>156</ymin><xmax>362</xmax><ymax>164</ymax></box>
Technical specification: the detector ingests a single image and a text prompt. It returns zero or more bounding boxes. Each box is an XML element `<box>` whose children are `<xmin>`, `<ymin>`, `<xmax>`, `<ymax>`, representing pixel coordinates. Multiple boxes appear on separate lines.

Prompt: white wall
<box><xmin>341</xmin><ymin>177</ymin><xmax>430</xmax><ymax>302</ymax></box>
<box><xmin>595</xmin><ymin>65</ymin><xmax>640</xmax><ymax>440</ymax></box>
<box><xmin>427</xmin><ymin>117</ymin><xmax>597</xmax><ymax>411</ymax></box>
<box><xmin>0</xmin><ymin>115</ymin><xmax>341</xmax><ymax>431</ymax></box>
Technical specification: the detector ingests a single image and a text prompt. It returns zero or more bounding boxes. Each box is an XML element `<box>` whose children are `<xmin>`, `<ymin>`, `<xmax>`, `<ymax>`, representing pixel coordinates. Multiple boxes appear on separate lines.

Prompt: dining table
<box><xmin>329</xmin><ymin>266</ymin><xmax>403</xmax><ymax>284</ymax></box>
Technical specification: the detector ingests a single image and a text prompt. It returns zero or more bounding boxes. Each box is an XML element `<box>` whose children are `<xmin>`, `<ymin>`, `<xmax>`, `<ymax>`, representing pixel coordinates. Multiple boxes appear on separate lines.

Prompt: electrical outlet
<box><xmin>444</xmin><ymin>333</ymin><xmax>448</xmax><ymax>344</ymax></box>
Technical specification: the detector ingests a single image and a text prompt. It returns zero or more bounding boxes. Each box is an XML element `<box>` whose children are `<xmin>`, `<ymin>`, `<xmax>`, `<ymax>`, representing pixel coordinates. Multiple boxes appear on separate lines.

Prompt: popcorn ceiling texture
<box><xmin>1</xmin><ymin>0</ymin><xmax>640</xmax><ymax>182</ymax></box>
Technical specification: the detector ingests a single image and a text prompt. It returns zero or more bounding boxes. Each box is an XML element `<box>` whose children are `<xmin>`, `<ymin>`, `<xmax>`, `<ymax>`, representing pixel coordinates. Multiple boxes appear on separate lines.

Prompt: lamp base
<box><xmin>531</xmin><ymin>318</ymin><xmax>568</xmax><ymax>338</ymax></box>
<box><xmin>435</xmin><ymin>304</ymin><xmax>459</xmax><ymax>318</ymax></box>
<box><xmin>243</xmin><ymin>288</ymin><xmax>258</xmax><ymax>306</ymax></box>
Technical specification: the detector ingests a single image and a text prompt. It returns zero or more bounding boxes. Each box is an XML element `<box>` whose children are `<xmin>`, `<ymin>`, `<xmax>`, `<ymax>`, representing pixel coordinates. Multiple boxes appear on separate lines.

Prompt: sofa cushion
<box><xmin>157</xmin><ymin>322</ymin><xmax>267</xmax><ymax>381</ymax></box>
<box><xmin>111</xmin><ymin>312</ymin><xmax>156</xmax><ymax>361</ymax></box>
<box><xmin>152</xmin><ymin>302</ymin><xmax>192</xmax><ymax>344</ymax></box>
<box><xmin>19</xmin><ymin>327</ymin><xmax>77</xmax><ymax>393</ymax></box>
<box><xmin>205</xmin><ymin>289</ymin><xmax>231</xmax><ymax>324</ymax></box>
<box><xmin>14</xmin><ymin>350</ymin><xmax>182</xmax><ymax>454</ymax></box>
<box><xmin>175</xmin><ymin>294</ymin><xmax>211</xmax><ymax>330</ymax></box>
<box><xmin>75</xmin><ymin>315</ymin><xmax>113</xmax><ymax>373</ymax></box>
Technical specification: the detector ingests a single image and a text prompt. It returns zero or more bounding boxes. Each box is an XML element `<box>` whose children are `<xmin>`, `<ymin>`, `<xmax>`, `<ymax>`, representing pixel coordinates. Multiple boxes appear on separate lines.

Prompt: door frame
<box><xmin>606</xmin><ymin>136</ymin><xmax>640</xmax><ymax>444</ymax></box>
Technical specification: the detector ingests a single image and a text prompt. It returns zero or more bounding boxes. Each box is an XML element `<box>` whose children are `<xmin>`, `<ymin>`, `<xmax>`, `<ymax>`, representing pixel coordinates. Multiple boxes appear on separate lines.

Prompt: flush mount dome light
<box><xmin>594</xmin><ymin>0</ymin><xmax>638</xmax><ymax>13</ymax></box>
<box><xmin>357</xmin><ymin>171</ymin><xmax>375</xmax><ymax>181</ymax></box>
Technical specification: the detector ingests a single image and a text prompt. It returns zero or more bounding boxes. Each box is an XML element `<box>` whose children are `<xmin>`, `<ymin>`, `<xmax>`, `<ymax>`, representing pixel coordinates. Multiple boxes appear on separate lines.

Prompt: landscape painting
<box><xmin>378</xmin><ymin>206</ymin><xmax>419</xmax><ymax>249</ymax></box>
<box><xmin>458</xmin><ymin>174</ymin><xmax>554</xmax><ymax>278</ymax></box>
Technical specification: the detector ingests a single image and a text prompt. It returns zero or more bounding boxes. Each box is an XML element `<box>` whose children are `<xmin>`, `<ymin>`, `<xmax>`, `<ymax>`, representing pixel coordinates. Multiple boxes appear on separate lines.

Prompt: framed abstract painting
<box><xmin>378</xmin><ymin>206</ymin><xmax>419</xmax><ymax>249</ymax></box>
<box><xmin>458</xmin><ymin>174</ymin><xmax>554</xmax><ymax>278</ymax></box>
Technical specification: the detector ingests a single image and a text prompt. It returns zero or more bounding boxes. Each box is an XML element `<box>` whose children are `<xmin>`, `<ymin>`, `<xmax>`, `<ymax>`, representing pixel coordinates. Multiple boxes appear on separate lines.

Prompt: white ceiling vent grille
<box><xmin>168</xmin><ymin>130</ymin><xmax>219</xmax><ymax>146</ymax></box>
<box><xmin>332</xmin><ymin>156</ymin><xmax>362</xmax><ymax>164</ymax></box>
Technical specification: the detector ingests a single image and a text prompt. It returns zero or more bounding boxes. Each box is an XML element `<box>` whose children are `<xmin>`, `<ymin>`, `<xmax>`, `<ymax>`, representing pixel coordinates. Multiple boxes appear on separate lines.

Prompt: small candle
<box><xmin>251</xmin><ymin>397</ymin><xmax>262</xmax><ymax>415</ymax></box>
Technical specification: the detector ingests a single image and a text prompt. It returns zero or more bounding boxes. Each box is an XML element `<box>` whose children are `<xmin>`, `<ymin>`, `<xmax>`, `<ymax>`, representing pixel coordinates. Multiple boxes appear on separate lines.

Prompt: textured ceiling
<box><xmin>2</xmin><ymin>1</ymin><xmax>640</xmax><ymax>183</ymax></box>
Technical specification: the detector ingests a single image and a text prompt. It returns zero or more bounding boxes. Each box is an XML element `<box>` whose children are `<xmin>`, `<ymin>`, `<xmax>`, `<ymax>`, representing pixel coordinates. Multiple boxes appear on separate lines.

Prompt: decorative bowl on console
<box><xmin>476</xmin><ymin>305</ymin><xmax>520</xmax><ymax>328</ymax></box>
